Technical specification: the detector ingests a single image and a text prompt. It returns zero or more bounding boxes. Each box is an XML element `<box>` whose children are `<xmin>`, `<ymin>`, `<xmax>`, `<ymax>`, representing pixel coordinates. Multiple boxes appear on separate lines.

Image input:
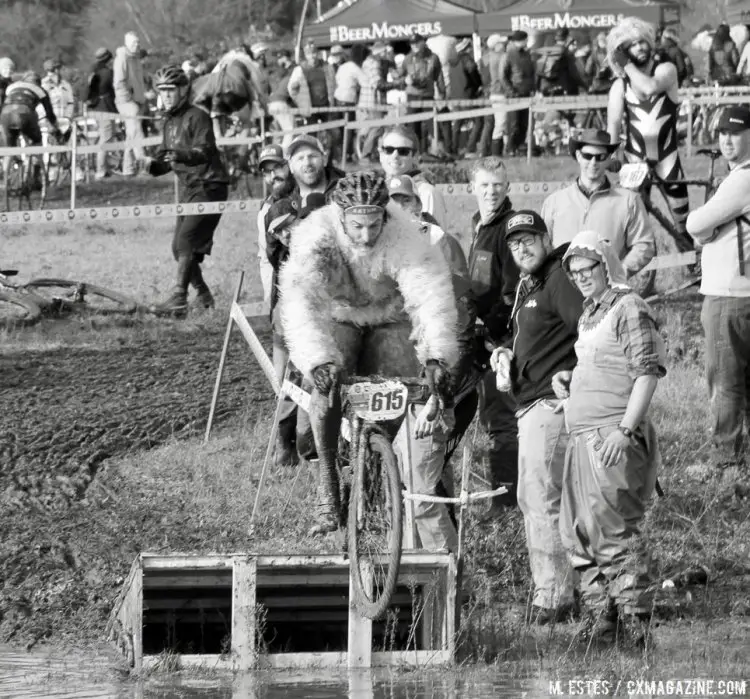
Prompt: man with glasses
<box><xmin>490</xmin><ymin>210</ymin><xmax>583</xmax><ymax>624</ymax></box>
<box><xmin>541</xmin><ymin>129</ymin><xmax>654</xmax><ymax>278</ymax></box>
<box><xmin>378</xmin><ymin>125</ymin><xmax>447</xmax><ymax>228</ymax></box>
<box><xmin>467</xmin><ymin>156</ymin><xmax>520</xmax><ymax>511</ymax></box>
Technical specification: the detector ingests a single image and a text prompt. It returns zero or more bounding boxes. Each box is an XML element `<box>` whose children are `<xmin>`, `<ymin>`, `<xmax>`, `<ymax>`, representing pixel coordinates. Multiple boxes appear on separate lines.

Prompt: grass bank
<box><xmin>0</xmin><ymin>156</ymin><xmax>748</xmax><ymax>680</ymax></box>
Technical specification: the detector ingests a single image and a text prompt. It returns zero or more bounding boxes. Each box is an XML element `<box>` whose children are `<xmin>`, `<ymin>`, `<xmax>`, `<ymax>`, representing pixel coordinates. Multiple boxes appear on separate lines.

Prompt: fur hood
<box><xmin>278</xmin><ymin>201</ymin><xmax>459</xmax><ymax>378</ymax></box>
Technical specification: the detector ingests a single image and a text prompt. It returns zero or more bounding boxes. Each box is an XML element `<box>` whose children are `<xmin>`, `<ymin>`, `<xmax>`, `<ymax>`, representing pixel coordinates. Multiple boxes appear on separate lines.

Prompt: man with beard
<box><xmin>607</xmin><ymin>17</ymin><xmax>693</xmax><ymax>256</ymax></box>
<box><xmin>286</xmin><ymin>134</ymin><xmax>345</xmax><ymax>206</ymax></box>
<box><xmin>490</xmin><ymin>211</ymin><xmax>583</xmax><ymax>624</ymax></box>
<box><xmin>278</xmin><ymin>171</ymin><xmax>458</xmax><ymax>534</ymax></box>
<box><xmin>257</xmin><ymin>144</ymin><xmax>294</xmax><ymax>303</ymax></box>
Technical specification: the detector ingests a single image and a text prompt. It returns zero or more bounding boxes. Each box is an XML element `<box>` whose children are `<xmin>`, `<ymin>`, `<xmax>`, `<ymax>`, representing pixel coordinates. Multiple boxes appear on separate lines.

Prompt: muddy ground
<box><xmin>0</xmin><ymin>316</ymin><xmax>275</xmax><ymax>645</ymax></box>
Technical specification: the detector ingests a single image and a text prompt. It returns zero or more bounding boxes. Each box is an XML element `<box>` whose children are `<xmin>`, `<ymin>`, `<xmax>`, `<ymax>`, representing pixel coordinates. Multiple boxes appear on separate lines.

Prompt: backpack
<box><xmin>537</xmin><ymin>47</ymin><xmax>564</xmax><ymax>83</ymax></box>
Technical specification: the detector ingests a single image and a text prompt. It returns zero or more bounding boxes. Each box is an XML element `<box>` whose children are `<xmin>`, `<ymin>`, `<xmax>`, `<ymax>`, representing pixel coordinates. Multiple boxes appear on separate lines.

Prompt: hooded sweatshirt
<box><xmin>113</xmin><ymin>45</ymin><xmax>145</xmax><ymax>105</ymax></box>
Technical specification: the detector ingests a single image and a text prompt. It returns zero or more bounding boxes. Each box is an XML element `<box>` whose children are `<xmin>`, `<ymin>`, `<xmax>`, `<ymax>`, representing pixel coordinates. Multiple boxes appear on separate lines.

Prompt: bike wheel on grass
<box><xmin>22</xmin><ymin>279</ymin><xmax>138</xmax><ymax>315</ymax></box>
<box><xmin>0</xmin><ymin>289</ymin><xmax>42</xmax><ymax>327</ymax></box>
<box><xmin>348</xmin><ymin>427</ymin><xmax>403</xmax><ymax>620</ymax></box>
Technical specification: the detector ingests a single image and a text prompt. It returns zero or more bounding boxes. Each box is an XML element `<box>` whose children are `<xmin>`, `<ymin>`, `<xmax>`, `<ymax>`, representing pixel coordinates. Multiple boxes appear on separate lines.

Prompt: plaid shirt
<box><xmin>580</xmin><ymin>288</ymin><xmax>666</xmax><ymax>379</ymax></box>
<box><xmin>357</xmin><ymin>55</ymin><xmax>384</xmax><ymax>115</ymax></box>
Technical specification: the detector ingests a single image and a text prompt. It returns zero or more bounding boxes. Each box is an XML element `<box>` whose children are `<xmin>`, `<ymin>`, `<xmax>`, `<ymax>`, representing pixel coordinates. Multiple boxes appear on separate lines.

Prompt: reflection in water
<box><xmin>0</xmin><ymin>646</ymin><xmax>533</xmax><ymax>699</ymax></box>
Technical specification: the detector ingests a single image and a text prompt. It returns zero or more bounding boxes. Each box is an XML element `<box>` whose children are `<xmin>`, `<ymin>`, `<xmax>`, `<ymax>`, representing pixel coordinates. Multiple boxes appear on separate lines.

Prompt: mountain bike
<box><xmin>618</xmin><ymin>148</ymin><xmax>721</xmax><ymax>297</ymax></box>
<box><xmin>0</xmin><ymin>269</ymin><xmax>138</xmax><ymax>328</ymax></box>
<box><xmin>3</xmin><ymin>132</ymin><xmax>48</xmax><ymax>211</ymax></box>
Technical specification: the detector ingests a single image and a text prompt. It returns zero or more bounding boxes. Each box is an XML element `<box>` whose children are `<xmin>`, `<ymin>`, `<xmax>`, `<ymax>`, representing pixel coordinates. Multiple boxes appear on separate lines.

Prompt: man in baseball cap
<box><xmin>286</xmin><ymin>134</ymin><xmax>344</xmax><ymax>206</ymax></box>
<box><xmin>686</xmin><ymin>105</ymin><xmax>750</xmax><ymax>474</ymax></box>
<box><xmin>491</xmin><ymin>208</ymin><xmax>583</xmax><ymax>624</ymax></box>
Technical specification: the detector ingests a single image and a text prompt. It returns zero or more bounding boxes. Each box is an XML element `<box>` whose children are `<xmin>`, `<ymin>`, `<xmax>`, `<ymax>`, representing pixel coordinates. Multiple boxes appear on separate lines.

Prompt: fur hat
<box><xmin>606</xmin><ymin>16</ymin><xmax>656</xmax><ymax>78</ymax></box>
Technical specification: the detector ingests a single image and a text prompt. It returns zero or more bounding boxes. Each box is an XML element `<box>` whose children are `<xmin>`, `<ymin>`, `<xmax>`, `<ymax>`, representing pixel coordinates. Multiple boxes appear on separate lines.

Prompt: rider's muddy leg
<box><xmin>308</xmin><ymin>321</ymin><xmax>362</xmax><ymax>534</ymax></box>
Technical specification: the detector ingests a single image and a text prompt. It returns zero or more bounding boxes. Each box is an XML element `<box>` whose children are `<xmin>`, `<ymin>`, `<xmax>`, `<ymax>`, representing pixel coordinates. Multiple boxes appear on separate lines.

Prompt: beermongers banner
<box><xmin>304</xmin><ymin>0</ymin><xmax>476</xmax><ymax>46</ymax></box>
<box><xmin>476</xmin><ymin>0</ymin><xmax>680</xmax><ymax>35</ymax></box>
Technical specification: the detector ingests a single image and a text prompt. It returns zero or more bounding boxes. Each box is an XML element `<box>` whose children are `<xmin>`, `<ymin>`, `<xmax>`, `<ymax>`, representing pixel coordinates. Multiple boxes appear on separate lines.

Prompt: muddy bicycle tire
<box><xmin>0</xmin><ymin>289</ymin><xmax>42</xmax><ymax>327</ymax></box>
<box><xmin>22</xmin><ymin>279</ymin><xmax>138</xmax><ymax>315</ymax></box>
<box><xmin>348</xmin><ymin>428</ymin><xmax>403</xmax><ymax>620</ymax></box>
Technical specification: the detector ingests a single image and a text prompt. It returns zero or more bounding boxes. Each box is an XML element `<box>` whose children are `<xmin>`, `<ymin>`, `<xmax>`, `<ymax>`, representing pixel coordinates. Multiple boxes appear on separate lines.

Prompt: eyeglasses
<box><xmin>380</xmin><ymin>145</ymin><xmax>415</xmax><ymax>156</ymax></box>
<box><xmin>568</xmin><ymin>262</ymin><xmax>601</xmax><ymax>280</ymax></box>
<box><xmin>507</xmin><ymin>235</ymin><xmax>538</xmax><ymax>252</ymax></box>
<box><xmin>578</xmin><ymin>151</ymin><xmax>609</xmax><ymax>162</ymax></box>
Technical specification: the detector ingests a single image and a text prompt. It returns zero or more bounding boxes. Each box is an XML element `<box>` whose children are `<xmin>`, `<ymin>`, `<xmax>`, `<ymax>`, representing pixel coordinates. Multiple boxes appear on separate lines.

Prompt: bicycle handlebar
<box><xmin>340</xmin><ymin>374</ymin><xmax>428</xmax><ymax>389</ymax></box>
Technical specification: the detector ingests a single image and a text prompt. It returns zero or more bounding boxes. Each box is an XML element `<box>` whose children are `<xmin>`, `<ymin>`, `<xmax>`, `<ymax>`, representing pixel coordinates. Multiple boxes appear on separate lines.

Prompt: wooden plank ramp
<box><xmin>108</xmin><ymin>551</ymin><xmax>455</xmax><ymax>670</ymax></box>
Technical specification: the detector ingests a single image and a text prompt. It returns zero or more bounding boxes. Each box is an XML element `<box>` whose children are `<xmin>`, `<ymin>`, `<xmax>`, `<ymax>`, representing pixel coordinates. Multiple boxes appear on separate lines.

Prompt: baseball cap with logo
<box><xmin>258</xmin><ymin>143</ymin><xmax>286</xmax><ymax>168</ymax></box>
<box><xmin>285</xmin><ymin>134</ymin><xmax>326</xmax><ymax>160</ymax></box>
<box><xmin>387</xmin><ymin>175</ymin><xmax>417</xmax><ymax>199</ymax></box>
<box><xmin>504</xmin><ymin>210</ymin><xmax>548</xmax><ymax>239</ymax></box>
<box><xmin>718</xmin><ymin>106</ymin><xmax>750</xmax><ymax>134</ymax></box>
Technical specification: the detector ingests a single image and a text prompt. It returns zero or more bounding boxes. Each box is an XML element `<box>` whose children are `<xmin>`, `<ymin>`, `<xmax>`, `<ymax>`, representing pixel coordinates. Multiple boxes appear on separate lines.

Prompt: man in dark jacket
<box><xmin>499</xmin><ymin>30</ymin><xmax>536</xmax><ymax>156</ymax></box>
<box><xmin>86</xmin><ymin>48</ymin><xmax>117</xmax><ymax>179</ymax></box>
<box><xmin>467</xmin><ymin>157</ymin><xmax>520</xmax><ymax>509</ymax></box>
<box><xmin>143</xmin><ymin>64</ymin><xmax>229</xmax><ymax>316</ymax></box>
<box><xmin>537</xmin><ymin>28</ymin><xmax>586</xmax><ymax>97</ymax></box>
<box><xmin>491</xmin><ymin>210</ymin><xmax>583</xmax><ymax>624</ymax></box>
<box><xmin>399</xmin><ymin>33</ymin><xmax>446</xmax><ymax>153</ymax></box>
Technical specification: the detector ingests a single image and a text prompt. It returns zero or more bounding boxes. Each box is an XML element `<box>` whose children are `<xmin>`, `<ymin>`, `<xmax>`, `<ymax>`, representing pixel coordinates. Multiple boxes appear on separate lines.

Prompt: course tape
<box><xmin>0</xmin><ymin>199</ymin><xmax>261</xmax><ymax>225</ymax></box>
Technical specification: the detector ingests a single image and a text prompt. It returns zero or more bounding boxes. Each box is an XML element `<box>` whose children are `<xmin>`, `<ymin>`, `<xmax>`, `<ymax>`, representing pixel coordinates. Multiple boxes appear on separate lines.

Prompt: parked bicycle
<box><xmin>0</xmin><ymin>269</ymin><xmax>138</xmax><ymax>328</ymax></box>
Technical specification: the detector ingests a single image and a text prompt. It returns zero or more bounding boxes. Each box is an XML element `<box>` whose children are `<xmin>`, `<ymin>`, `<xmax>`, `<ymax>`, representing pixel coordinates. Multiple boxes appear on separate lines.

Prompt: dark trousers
<box><xmin>478</xmin><ymin>369</ymin><xmax>519</xmax><ymax>503</ymax></box>
<box><xmin>507</xmin><ymin>106</ymin><xmax>530</xmax><ymax>154</ymax></box>
<box><xmin>701</xmin><ymin>295</ymin><xmax>750</xmax><ymax>463</ymax></box>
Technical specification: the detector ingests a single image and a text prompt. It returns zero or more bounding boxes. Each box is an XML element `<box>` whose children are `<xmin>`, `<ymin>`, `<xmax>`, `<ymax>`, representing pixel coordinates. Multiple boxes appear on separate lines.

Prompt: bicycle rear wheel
<box><xmin>0</xmin><ymin>289</ymin><xmax>42</xmax><ymax>327</ymax></box>
<box><xmin>22</xmin><ymin>279</ymin><xmax>138</xmax><ymax>315</ymax></box>
<box><xmin>348</xmin><ymin>428</ymin><xmax>403</xmax><ymax>620</ymax></box>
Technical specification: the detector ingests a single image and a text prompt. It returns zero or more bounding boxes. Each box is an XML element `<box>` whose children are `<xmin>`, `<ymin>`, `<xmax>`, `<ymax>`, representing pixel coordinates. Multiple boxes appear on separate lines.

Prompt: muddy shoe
<box><xmin>576</xmin><ymin>606</ymin><xmax>618</xmax><ymax>645</ymax></box>
<box><xmin>274</xmin><ymin>437</ymin><xmax>299</xmax><ymax>469</ymax></box>
<box><xmin>191</xmin><ymin>287</ymin><xmax>215</xmax><ymax>311</ymax></box>
<box><xmin>149</xmin><ymin>287</ymin><xmax>188</xmax><ymax>318</ymax></box>
<box><xmin>527</xmin><ymin>603</ymin><xmax>577</xmax><ymax>626</ymax></box>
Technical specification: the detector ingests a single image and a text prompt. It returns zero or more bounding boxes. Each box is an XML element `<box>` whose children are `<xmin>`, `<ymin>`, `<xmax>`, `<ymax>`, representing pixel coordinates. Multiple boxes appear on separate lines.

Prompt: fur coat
<box><xmin>278</xmin><ymin>201</ymin><xmax>459</xmax><ymax>378</ymax></box>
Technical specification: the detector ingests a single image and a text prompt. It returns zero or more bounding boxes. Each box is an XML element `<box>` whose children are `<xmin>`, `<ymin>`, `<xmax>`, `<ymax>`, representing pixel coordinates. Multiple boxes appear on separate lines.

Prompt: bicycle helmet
<box><xmin>331</xmin><ymin>171</ymin><xmax>390</xmax><ymax>213</ymax></box>
<box><xmin>22</xmin><ymin>71</ymin><xmax>41</xmax><ymax>86</ymax></box>
<box><xmin>43</xmin><ymin>58</ymin><xmax>61</xmax><ymax>72</ymax></box>
<box><xmin>250</xmin><ymin>42</ymin><xmax>270</xmax><ymax>58</ymax></box>
<box><xmin>152</xmin><ymin>64</ymin><xmax>190</xmax><ymax>89</ymax></box>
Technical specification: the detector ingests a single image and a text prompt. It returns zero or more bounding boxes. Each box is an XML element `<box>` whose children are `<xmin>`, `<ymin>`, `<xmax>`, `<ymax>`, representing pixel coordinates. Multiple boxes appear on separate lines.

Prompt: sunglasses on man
<box><xmin>380</xmin><ymin>145</ymin><xmax>415</xmax><ymax>156</ymax></box>
<box><xmin>578</xmin><ymin>151</ymin><xmax>609</xmax><ymax>162</ymax></box>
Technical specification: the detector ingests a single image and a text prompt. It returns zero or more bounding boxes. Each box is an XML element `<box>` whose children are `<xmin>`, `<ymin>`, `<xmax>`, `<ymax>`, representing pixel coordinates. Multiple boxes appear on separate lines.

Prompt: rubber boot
<box><xmin>308</xmin><ymin>455</ymin><xmax>340</xmax><ymax>536</ymax></box>
<box><xmin>189</xmin><ymin>260</ymin><xmax>215</xmax><ymax>310</ymax></box>
<box><xmin>490</xmin><ymin>138</ymin><xmax>504</xmax><ymax>157</ymax></box>
<box><xmin>150</xmin><ymin>254</ymin><xmax>191</xmax><ymax>318</ymax></box>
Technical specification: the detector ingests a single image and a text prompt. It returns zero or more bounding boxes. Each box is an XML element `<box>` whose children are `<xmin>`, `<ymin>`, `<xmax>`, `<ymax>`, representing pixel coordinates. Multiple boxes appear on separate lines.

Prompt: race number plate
<box><xmin>618</xmin><ymin>162</ymin><xmax>649</xmax><ymax>190</ymax></box>
<box><xmin>348</xmin><ymin>381</ymin><xmax>409</xmax><ymax>422</ymax></box>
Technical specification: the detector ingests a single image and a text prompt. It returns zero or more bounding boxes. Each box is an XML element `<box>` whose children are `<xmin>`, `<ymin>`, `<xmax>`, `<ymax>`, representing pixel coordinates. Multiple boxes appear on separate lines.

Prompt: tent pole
<box><xmin>295</xmin><ymin>0</ymin><xmax>312</xmax><ymax>64</ymax></box>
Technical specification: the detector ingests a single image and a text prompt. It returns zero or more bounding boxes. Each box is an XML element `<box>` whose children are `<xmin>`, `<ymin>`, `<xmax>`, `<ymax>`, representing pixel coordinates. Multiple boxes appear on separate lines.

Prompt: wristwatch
<box><xmin>618</xmin><ymin>426</ymin><xmax>633</xmax><ymax>439</ymax></box>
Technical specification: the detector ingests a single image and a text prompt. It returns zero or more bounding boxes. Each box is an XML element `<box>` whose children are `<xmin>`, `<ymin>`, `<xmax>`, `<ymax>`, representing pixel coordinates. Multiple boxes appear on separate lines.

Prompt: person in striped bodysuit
<box><xmin>606</xmin><ymin>17</ymin><xmax>694</xmax><ymax>255</ymax></box>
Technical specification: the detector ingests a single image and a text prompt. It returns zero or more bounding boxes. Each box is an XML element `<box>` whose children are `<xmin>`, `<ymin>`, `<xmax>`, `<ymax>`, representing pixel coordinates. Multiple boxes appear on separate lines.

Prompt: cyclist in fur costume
<box><xmin>278</xmin><ymin>171</ymin><xmax>459</xmax><ymax>534</ymax></box>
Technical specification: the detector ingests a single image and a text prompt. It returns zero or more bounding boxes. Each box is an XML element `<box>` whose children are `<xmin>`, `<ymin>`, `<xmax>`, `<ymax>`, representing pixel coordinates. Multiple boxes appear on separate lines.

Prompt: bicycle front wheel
<box><xmin>348</xmin><ymin>428</ymin><xmax>403</xmax><ymax>620</ymax></box>
<box><xmin>0</xmin><ymin>289</ymin><xmax>42</xmax><ymax>327</ymax></box>
<box><xmin>22</xmin><ymin>279</ymin><xmax>138</xmax><ymax>315</ymax></box>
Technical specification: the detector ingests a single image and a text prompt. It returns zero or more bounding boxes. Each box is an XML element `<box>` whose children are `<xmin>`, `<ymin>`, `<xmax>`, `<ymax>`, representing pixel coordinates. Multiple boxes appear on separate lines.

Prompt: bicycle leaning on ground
<box><xmin>0</xmin><ymin>269</ymin><xmax>138</xmax><ymax>328</ymax></box>
<box><xmin>618</xmin><ymin>147</ymin><xmax>722</xmax><ymax>298</ymax></box>
<box><xmin>331</xmin><ymin>373</ymin><xmax>502</xmax><ymax>620</ymax></box>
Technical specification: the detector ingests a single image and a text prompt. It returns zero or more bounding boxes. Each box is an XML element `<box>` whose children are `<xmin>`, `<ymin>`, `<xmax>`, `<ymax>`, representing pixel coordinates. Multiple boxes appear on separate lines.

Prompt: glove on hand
<box><xmin>312</xmin><ymin>362</ymin><xmax>340</xmax><ymax>395</ymax></box>
<box><xmin>423</xmin><ymin>359</ymin><xmax>451</xmax><ymax>400</ymax></box>
<box><xmin>612</xmin><ymin>44</ymin><xmax>631</xmax><ymax>70</ymax></box>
